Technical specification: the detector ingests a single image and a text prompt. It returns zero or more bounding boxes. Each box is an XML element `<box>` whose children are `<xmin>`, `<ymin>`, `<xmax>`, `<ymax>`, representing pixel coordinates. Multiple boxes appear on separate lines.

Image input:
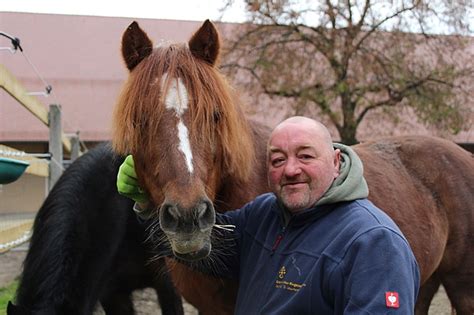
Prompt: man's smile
<box><xmin>281</xmin><ymin>182</ymin><xmax>309</xmax><ymax>189</ymax></box>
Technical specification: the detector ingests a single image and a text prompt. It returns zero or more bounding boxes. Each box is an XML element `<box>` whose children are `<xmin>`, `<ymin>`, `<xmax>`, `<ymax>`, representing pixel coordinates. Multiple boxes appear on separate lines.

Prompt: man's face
<box><xmin>267</xmin><ymin>123</ymin><xmax>340</xmax><ymax>213</ymax></box>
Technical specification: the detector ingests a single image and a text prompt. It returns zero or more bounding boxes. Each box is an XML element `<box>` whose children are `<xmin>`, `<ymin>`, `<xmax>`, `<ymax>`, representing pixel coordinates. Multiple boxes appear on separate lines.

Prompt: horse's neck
<box><xmin>214</xmin><ymin>121</ymin><xmax>271</xmax><ymax>212</ymax></box>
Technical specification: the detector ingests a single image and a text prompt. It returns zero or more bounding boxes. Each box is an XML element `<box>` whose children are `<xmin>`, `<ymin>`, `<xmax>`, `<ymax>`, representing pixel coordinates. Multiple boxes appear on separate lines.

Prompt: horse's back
<box><xmin>355</xmin><ymin>135</ymin><xmax>473</xmax><ymax>224</ymax></box>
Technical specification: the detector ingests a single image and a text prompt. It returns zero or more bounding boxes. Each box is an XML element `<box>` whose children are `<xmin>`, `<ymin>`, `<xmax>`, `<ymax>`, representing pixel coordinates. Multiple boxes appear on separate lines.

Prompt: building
<box><xmin>1</xmin><ymin>12</ymin><xmax>473</xmax><ymax>215</ymax></box>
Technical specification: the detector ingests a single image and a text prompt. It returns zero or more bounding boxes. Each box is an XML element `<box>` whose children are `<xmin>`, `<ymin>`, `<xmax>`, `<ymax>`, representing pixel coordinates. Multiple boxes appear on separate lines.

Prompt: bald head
<box><xmin>268</xmin><ymin>116</ymin><xmax>334</xmax><ymax>154</ymax></box>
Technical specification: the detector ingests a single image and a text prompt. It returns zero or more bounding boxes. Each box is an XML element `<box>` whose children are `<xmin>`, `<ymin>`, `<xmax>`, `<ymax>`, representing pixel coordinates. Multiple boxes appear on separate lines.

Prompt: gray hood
<box><xmin>316</xmin><ymin>143</ymin><xmax>369</xmax><ymax>206</ymax></box>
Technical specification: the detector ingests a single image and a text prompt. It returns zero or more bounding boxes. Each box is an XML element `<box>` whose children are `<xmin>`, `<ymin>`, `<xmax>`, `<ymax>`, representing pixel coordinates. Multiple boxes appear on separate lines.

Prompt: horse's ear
<box><xmin>189</xmin><ymin>20</ymin><xmax>220</xmax><ymax>66</ymax></box>
<box><xmin>121</xmin><ymin>21</ymin><xmax>153</xmax><ymax>71</ymax></box>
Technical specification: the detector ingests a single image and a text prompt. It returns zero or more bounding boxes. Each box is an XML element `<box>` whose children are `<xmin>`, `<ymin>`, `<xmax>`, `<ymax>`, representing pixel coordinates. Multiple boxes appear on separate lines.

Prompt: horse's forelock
<box><xmin>112</xmin><ymin>44</ymin><xmax>255</xmax><ymax>181</ymax></box>
<box><xmin>185</xmin><ymin>60</ymin><xmax>255</xmax><ymax>182</ymax></box>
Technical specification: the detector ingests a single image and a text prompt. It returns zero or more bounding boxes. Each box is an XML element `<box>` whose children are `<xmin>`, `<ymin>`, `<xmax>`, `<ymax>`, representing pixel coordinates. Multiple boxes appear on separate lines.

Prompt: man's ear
<box><xmin>121</xmin><ymin>21</ymin><xmax>153</xmax><ymax>71</ymax></box>
<box><xmin>188</xmin><ymin>19</ymin><xmax>220</xmax><ymax>66</ymax></box>
<box><xmin>333</xmin><ymin>149</ymin><xmax>341</xmax><ymax>178</ymax></box>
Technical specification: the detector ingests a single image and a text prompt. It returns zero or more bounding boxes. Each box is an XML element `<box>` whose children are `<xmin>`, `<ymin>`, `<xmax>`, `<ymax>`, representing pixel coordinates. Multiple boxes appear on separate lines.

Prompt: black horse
<box><xmin>7</xmin><ymin>143</ymin><xmax>183</xmax><ymax>315</ymax></box>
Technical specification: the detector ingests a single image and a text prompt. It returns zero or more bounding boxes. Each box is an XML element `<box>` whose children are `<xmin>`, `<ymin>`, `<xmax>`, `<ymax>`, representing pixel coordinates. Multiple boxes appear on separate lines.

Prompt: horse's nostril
<box><xmin>160</xmin><ymin>203</ymin><xmax>179</xmax><ymax>232</ymax></box>
<box><xmin>196</xmin><ymin>202</ymin><xmax>207</xmax><ymax>217</ymax></box>
<box><xmin>197</xmin><ymin>200</ymin><xmax>215</xmax><ymax>231</ymax></box>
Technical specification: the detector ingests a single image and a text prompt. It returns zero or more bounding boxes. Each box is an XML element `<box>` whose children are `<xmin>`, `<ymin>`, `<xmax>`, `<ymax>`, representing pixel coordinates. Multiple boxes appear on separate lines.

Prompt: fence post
<box><xmin>70</xmin><ymin>132</ymin><xmax>80</xmax><ymax>162</ymax></box>
<box><xmin>48</xmin><ymin>104</ymin><xmax>63</xmax><ymax>190</ymax></box>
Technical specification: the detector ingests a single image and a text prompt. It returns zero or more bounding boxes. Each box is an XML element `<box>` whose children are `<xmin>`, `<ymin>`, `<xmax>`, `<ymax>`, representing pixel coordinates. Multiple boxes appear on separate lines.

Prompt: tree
<box><xmin>221</xmin><ymin>0</ymin><xmax>473</xmax><ymax>144</ymax></box>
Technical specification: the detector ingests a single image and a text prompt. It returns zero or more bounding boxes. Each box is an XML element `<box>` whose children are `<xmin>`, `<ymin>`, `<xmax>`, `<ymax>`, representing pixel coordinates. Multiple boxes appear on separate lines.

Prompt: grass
<box><xmin>0</xmin><ymin>279</ymin><xmax>18</xmax><ymax>313</ymax></box>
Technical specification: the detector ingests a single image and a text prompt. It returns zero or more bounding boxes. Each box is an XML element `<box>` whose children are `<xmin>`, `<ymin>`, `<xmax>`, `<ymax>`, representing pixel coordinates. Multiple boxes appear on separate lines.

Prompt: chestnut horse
<box><xmin>112</xmin><ymin>20</ymin><xmax>473</xmax><ymax>314</ymax></box>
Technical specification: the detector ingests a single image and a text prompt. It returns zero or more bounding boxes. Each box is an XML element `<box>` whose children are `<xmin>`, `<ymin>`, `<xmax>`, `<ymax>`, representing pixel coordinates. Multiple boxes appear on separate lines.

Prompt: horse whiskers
<box><xmin>213</xmin><ymin>224</ymin><xmax>236</xmax><ymax>232</ymax></box>
<box><xmin>145</xmin><ymin>252</ymin><xmax>178</xmax><ymax>281</ymax></box>
<box><xmin>200</xmin><ymin>246</ymin><xmax>232</xmax><ymax>276</ymax></box>
<box><xmin>146</xmin><ymin>237</ymin><xmax>173</xmax><ymax>267</ymax></box>
<box><xmin>148</xmin><ymin>234</ymin><xmax>170</xmax><ymax>250</ymax></box>
<box><xmin>145</xmin><ymin>219</ymin><xmax>161</xmax><ymax>233</ymax></box>
<box><xmin>141</xmin><ymin>215</ymin><xmax>236</xmax><ymax>276</ymax></box>
<box><xmin>143</xmin><ymin>219</ymin><xmax>167</xmax><ymax>244</ymax></box>
<box><xmin>212</xmin><ymin>223</ymin><xmax>237</xmax><ymax>239</ymax></box>
<box><xmin>148</xmin><ymin>251</ymin><xmax>171</xmax><ymax>264</ymax></box>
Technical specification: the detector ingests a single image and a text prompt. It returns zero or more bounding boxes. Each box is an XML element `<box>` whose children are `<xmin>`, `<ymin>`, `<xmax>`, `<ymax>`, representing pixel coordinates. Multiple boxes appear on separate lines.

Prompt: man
<box><xmin>117</xmin><ymin>116</ymin><xmax>420</xmax><ymax>314</ymax></box>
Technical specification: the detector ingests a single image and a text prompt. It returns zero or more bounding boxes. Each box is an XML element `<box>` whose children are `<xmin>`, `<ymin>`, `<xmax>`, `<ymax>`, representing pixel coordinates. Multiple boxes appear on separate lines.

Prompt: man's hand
<box><xmin>117</xmin><ymin>155</ymin><xmax>149</xmax><ymax>204</ymax></box>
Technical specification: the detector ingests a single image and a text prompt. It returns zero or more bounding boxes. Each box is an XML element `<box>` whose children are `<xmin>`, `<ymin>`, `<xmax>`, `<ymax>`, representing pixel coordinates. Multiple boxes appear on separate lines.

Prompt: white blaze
<box><xmin>163</xmin><ymin>74</ymin><xmax>194</xmax><ymax>173</ymax></box>
<box><xmin>163</xmin><ymin>74</ymin><xmax>188</xmax><ymax>115</ymax></box>
<box><xmin>177</xmin><ymin>120</ymin><xmax>193</xmax><ymax>173</ymax></box>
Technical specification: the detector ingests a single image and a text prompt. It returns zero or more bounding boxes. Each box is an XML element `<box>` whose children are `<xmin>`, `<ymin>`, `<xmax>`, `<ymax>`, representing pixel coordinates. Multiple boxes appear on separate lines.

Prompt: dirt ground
<box><xmin>1</xmin><ymin>249</ymin><xmax>452</xmax><ymax>314</ymax></box>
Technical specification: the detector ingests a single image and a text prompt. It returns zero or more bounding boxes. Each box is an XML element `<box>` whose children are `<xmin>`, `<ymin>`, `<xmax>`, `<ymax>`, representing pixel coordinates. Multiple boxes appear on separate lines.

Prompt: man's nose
<box><xmin>284</xmin><ymin>157</ymin><xmax>302</xmax><ymax>177</ymax></box>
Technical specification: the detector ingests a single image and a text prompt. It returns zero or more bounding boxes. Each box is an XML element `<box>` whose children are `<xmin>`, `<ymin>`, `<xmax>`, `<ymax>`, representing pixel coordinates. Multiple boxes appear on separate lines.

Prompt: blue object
<box><xmin>0</xmin><ymin>157</ymin><xmax>30</xmax><ymax>184</ymax></box>
<box><xmin>212</xmin><ymin>194</ymin><xmax>420</xmax><ymax>314</ymax></box>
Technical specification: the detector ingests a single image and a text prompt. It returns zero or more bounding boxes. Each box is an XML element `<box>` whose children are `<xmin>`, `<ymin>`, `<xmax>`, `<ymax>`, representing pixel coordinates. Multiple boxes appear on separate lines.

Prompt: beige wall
<box><xmin>0</xmin><ymin>174</ymin><xmax>46</xmax><ymax>214</ymax></box>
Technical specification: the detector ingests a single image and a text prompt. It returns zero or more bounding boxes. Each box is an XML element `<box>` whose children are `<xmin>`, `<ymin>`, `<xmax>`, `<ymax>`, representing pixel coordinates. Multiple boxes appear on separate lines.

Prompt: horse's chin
<box><xmin>173</xmin><ymin>243</ymin><xmax>211</xmax><ymax>261</ymax></box>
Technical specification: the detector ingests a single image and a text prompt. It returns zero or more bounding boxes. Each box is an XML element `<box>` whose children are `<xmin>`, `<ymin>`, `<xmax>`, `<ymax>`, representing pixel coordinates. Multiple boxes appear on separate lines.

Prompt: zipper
<box><xmin>271</xmin><ymin>226</ymin><xmax>286</xmax><ymax>255</ymax></box>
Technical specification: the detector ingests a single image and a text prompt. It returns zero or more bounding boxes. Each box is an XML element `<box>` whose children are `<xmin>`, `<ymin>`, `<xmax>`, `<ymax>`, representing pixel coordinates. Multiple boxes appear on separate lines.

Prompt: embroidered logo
<box><xmin>275</xmin><ymin>265</ymin><xmax>306</xmax><ymax>293</ymax></box>
<box><xmin>385</xmin><ymin>292</ymin><xmax>399</xmax><ymax>308</ymax></box>
<box><xmin>278</xmin><ymin>266</ymin><xmax>286</xmax><ymax>279</ymax></box>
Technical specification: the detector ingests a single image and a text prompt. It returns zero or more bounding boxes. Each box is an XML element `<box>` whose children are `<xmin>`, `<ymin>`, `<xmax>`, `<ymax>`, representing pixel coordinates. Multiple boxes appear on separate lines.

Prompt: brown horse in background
<box><xmin>112</xmin><ymin>20</ymin><xmax>474</xmax><ymax>314</ymax></box>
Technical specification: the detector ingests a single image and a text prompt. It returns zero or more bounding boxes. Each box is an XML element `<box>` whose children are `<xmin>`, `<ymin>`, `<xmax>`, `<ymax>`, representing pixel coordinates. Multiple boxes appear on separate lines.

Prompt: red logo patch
<box><xmin>385</xmin><ymin>292</ymin><xmax>399</xmax><ymax>308</ymax></box>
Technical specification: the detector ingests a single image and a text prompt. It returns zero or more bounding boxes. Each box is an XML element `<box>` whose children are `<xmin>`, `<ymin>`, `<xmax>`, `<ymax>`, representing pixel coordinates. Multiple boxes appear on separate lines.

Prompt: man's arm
<box><xmin>328</xmin><ymin>228</ymin><xmax>420</xmax><ymax>314</ymax></box>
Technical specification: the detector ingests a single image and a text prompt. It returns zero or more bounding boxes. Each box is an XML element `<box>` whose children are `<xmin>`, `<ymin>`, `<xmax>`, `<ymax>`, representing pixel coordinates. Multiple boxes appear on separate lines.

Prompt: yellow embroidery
<box><xmin>275</xmin><ymin>280</ymin><xmax>306</xmax><ymax>292</ymax></box>
<box><xmin>275</xmin><ymin>266</ymin><xmax>305</xmax><ymax>293</ymax></box>
<box><xmin>278</xmin><ymin>266</ymin><xmax>287</xmax><ymax>279</ymax></box>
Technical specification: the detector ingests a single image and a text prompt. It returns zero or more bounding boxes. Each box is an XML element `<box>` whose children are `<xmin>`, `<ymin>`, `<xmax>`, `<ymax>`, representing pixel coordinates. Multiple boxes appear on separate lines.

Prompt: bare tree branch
<box><xmin>222</xmin><ymin>0</ymin><xmax>473</xmax><ymax>143</ymax></box>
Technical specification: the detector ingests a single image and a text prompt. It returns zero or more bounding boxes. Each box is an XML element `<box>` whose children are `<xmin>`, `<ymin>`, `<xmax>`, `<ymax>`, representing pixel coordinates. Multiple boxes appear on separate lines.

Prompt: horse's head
<box><xmin>112</xmin><ymin>20</ymin><xmax>254</xmax><ymax>261</ymax></box>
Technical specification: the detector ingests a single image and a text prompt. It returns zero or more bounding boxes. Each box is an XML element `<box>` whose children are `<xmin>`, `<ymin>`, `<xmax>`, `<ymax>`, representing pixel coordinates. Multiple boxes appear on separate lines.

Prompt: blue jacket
<box><xmin>215</xmin><ymin>193</ymin><xmax>420</xmax><ymax>314</ymax></box>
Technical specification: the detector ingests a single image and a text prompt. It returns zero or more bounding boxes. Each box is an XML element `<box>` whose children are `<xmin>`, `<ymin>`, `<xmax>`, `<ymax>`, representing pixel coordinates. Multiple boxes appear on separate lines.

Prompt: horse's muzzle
<box><xmin>159</xmin><ymin>198</ymin><xmax>215</xmax><ymax>260</ymax></box>
<box><xmin>160</xmin><ymin>198</ymin><xmax>215</xmax><ymax>232</ymax></box>
<box><xmin>173</xmin><ymin>242</ymin><xmax>211</xmax><ymax>261</ymax></box>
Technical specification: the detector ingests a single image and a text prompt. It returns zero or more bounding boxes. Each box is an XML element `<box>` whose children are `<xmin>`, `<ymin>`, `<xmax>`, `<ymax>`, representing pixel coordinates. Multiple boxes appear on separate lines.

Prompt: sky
<box><xmin>0</xmin><ymin>0</ymin><xmax>248</xmax><ymax>22</ymax></box>
<box><xmin>4</xmin><ymin>0</ymin><xmax>472</xmax><ymax>35</ymax></box>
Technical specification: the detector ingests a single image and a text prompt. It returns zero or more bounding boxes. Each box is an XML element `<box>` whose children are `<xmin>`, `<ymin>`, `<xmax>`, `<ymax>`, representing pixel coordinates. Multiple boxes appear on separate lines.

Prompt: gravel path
<box><xmin>1</xmin><ymin>249</ymin><xmax>452</xmax><ymax>314</ymax></box>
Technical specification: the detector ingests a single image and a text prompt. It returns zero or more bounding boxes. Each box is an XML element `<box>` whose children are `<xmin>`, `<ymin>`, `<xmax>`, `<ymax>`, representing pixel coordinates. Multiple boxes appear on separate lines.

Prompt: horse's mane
<box><xmin>112</xmin><ymin>43</ymin><xmax>255</xmax><ymax>182</ymax></box>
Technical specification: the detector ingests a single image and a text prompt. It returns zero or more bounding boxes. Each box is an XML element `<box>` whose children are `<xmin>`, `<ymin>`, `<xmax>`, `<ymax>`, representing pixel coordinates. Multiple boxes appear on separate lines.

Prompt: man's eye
<box><xmin>299</xmin><ymin>154</ymin><xmax>314</xmax><ymax>161</ymax></box>
<box><xmin>271</xmin><ymin>158</ymin><xmax>285</xmax><ymax>167</ymax></box>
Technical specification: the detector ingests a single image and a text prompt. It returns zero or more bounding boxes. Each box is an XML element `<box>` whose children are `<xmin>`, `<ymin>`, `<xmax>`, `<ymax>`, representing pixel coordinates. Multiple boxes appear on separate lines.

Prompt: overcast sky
<box><xmin>1</xmin><ymin>0</ymin><xmax>247</xmax><ymax>22</ymax></box>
